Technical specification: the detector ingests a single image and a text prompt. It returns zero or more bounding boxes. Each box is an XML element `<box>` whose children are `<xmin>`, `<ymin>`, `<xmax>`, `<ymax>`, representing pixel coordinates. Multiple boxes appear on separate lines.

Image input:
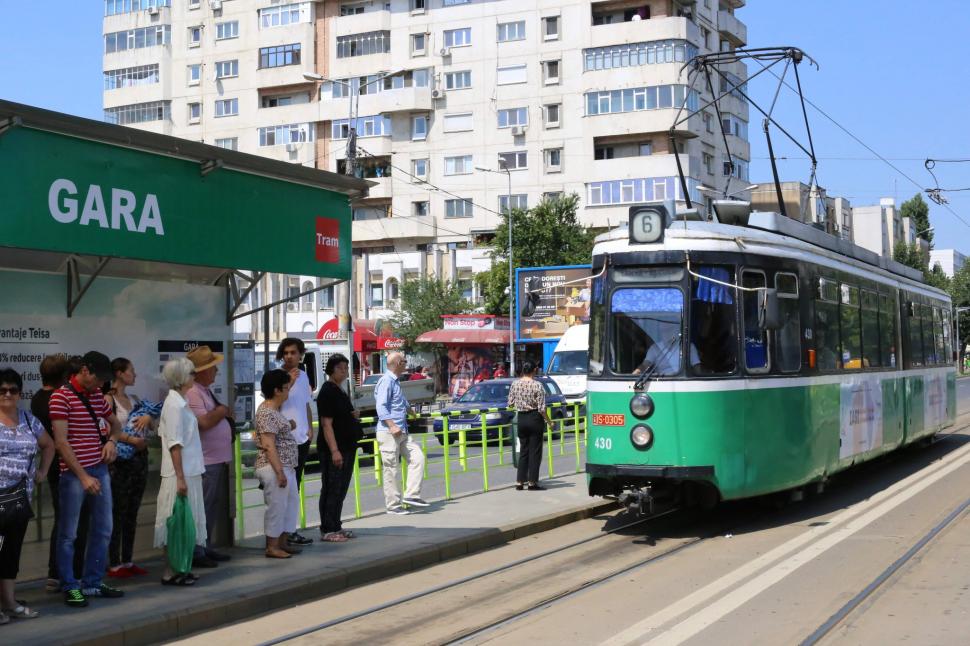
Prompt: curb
<box><xmin>70</xmin><ymin>498</ymin><xmax>618</xmax><ymax>646</ymax></box>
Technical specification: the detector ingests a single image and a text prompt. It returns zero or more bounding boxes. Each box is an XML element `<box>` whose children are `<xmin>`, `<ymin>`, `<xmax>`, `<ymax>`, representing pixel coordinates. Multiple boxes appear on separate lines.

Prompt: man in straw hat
<box><xmin>185</xmin><ymin>345</ymin><xmax>234</xmax><ymax>567</ymax></box>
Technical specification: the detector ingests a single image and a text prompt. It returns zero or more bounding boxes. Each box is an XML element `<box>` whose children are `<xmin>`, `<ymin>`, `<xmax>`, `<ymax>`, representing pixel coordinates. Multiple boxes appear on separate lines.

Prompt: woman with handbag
<box><xmin>506</xmin><ymin>361</ymin><xmax>553</xmax><ymax>491</ymax></box>
<box><xmin>0</xmin><ymin>368</ymin><xmax>55</xmax><ymax>622</ymax></box>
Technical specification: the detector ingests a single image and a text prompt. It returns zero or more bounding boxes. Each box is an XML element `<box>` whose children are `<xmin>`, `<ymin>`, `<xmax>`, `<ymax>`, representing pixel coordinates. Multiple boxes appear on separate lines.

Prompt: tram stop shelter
<box><xmin>0</xmin><ymin>99</ymin><xmax>369</xmax><ymax>568</ymax></box>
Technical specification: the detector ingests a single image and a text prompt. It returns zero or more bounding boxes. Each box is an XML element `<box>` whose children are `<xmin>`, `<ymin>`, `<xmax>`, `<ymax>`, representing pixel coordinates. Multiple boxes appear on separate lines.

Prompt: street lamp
<box><xmin>915</xmin><ymin>226</ymin><xmax>934</xmax><ymax>238</ymax></box>
<box><xmin>475</xmin><ymin>160</ymin><xmax>515</xmax><ymax>375</ymax></box>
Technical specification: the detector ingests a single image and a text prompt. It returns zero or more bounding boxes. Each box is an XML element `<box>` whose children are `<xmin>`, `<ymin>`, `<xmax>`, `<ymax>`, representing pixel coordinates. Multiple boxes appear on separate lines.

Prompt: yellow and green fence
<box><xmin>232</xmin><ymin>400</ymin><xmax>587</xmax><ymax>541</ymax></box>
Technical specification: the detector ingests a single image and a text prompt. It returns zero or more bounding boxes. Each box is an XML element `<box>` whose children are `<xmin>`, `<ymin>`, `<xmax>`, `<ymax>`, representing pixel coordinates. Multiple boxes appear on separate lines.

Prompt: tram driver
<box><xmin>633</xmin><ymin>331</ymin><xmax>701</xmax><ymax>376</ymax></box>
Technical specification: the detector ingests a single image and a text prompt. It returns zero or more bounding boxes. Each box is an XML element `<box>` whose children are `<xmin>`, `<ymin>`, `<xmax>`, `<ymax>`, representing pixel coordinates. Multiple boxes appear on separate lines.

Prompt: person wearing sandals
<box><xmin>316</xmin><ymin>354</ymin><xmax>363</xmax><ymax>543</ymax></box>
<box><xmin>255</xmin><ymin>369</ymin><xmax>301</xmax><ymax>558</ymax></box>
<box><xmin>104</xmin><ymin>358</ymin><xmax>157</xmax><ymax>580</ymax></box>
<box><xmin>154</xmin><ymin>358</ymin><xmax>207</xmax><ymax>586</ymax></box>
<box><xmin>0</xmin><ymin>367</ymin><xmax>55</xmax><ymax>622</ymax></box>
<box><xmin>507</xmin><ymin>361</ymin><xmax>553</xmax><ymax>491</ymax></box>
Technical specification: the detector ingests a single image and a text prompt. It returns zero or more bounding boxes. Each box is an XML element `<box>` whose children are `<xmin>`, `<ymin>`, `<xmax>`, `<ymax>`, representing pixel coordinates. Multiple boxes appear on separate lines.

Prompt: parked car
<box><xmin>433</xmin><ymin>377</ymin><xmax>567</xmax><ymax>446</ymax></box>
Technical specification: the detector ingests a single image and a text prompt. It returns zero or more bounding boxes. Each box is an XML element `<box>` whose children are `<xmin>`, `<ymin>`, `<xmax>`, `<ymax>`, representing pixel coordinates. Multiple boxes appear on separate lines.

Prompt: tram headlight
<box><xmin>630</xmin><ymin>393</ymin><xmax>654</xmax><ymax>419</ymax></box>
<box><xmin>631</xmin><ymin>424</ymin><xmax>653</xmax><ymax>449</ymax></box>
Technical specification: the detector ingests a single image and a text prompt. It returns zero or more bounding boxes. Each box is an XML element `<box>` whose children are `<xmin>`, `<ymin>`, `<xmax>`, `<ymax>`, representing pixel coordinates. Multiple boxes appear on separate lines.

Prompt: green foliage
<box><xmin>900</xmin><ymin>193</ymin><xmax>932</xmax><ymax>246</ymax></box>
<box><xmin>892</xmin><ymin>240</ymin><xmax>925</xmax><ymax>272</ymax></box>
<box><xmin>476</xmin><ymin>194</ymin><xmax>595</xmax><ymax>315</ymax></box>
<box><xmin>388</xmin><ymin>276</ymin><xmax>470</xmax><ymax>353</ymax></box>
<box><xmin>952</xmin><ymin>262</ymin><xmax>970</xmax><ymax>354</ymax></box>
<box><xmin>926</xmin><ymin>262</ymin><xmax>951</xmax><ymax>292</ymax></box>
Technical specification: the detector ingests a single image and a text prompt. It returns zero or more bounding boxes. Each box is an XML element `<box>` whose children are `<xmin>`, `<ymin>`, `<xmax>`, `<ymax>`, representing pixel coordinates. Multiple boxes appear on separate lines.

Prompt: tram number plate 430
<box><xmin>592</xmin><ymin>414</ymin><xmax>625</xmax><ymax>426</ymax></box>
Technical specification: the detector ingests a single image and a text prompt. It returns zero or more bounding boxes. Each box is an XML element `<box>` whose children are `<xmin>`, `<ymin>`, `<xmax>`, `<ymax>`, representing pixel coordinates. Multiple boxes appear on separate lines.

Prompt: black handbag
<box><xmin>0</xmin><ymin>478</ymin><xmax>34</xmax><ymax>525</ymax></box>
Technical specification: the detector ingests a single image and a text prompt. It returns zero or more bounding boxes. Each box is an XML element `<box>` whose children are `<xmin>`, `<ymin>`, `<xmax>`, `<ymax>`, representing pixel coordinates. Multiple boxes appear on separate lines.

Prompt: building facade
<box><xmin>929</xmin><ymin>249</ymin><xmax>967</xmax><ymax>278</ymax></box>
<box><xmin>102</xmin><ymin>0</ymin><xmax>749</xmax><ymax>337</ymax></box>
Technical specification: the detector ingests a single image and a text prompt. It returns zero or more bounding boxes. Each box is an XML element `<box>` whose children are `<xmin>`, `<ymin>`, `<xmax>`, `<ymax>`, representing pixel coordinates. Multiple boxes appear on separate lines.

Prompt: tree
<box><xmin>925</xmin><ymin>262</ymin><xmax>951</xmax><ymax>292</ymax></box>
<box><xmin>892</xmin><ymin>240</ymin><xmax>924</xmax><ymax>272</ymax></box>
<box><xmin>952</xmin><ymin>262</ymin><xmax>970</xmax><ymax>360</ymax></box>
<box><xmin>900</xmin><ymin>193</ymin><xmax>933</xmax><ymax>247</ymax></box>
<box><xmin>476</xmin><ymin>194</ymin><xmax>595</xmax><ymax>315</ymax></box>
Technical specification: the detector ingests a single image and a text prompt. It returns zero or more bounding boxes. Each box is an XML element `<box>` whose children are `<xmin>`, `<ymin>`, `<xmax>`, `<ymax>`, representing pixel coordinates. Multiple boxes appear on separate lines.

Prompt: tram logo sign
<box><xmin>315</xmin><ymin>217</ymin><xmax>340</xmax><ymax>263</ymax></box>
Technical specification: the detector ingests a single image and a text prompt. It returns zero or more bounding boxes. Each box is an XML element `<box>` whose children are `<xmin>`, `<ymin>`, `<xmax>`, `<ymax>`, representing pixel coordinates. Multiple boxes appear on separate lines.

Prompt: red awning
<box><xmin>415</xmin><ymin>328</ymin><xmax>511</xmax><ymax>345</ymax></box>
<box><xmin>316</xmin><ymin>318</ymin><xmax>402</xmax><ymax>353</ymax></box>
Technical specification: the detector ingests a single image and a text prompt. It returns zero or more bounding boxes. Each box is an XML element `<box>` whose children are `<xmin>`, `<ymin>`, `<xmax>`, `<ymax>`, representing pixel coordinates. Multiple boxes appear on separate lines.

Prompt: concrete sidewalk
<box><xmin>2</xmin><ymin>474</ymin><xmax>614</xmax><ymax>646</ymax></box>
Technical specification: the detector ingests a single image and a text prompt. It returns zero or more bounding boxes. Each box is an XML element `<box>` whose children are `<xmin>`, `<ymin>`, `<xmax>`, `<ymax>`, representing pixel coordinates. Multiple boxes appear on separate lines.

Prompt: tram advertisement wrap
<box><xmin>516</xmin><ymin>265</ymin><xmax>591</xmax><ymax>341</ymax></box>
<box><xmin>839</xmin><ymin>377</ymin><xmax>884</xmax><ymax>459</ymax></box>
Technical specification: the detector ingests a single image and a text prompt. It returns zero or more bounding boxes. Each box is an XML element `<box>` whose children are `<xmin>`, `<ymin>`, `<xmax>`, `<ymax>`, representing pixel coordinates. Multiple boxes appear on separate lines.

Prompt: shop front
<box><xmin>416</xmin><ymin>315</ymin><xmax>510</xmax><ymax>398</ymax></box>
<box><xmin>316</xmin><ymin>317</ymin><xmax>403</xmax><ymax>381</ymax></box>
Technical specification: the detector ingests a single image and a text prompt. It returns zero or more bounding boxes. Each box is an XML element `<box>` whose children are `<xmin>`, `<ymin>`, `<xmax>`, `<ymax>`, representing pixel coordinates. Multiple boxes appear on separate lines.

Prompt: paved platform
<box><xmin>1</xmin><ymin>473</ymin><xmax>613</xmax><ymax>646</ymax></box>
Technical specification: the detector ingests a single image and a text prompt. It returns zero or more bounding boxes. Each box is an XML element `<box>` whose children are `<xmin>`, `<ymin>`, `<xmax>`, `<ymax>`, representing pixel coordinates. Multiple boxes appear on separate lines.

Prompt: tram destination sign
<box><xmin>628</xmin><ymin>201</ymin><xmax>673</xmax><ymax>244</ymax></box>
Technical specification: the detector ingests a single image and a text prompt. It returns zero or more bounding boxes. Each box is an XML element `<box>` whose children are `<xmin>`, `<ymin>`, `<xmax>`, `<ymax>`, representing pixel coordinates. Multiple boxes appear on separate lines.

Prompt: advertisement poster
<box><xmin>0</xmin><ymin>269</ymin><xmax>228</xmax><ymax>406</ymax></box>
<box><xmin>516</xmin><ymin>266</ymin><xmax>592</xmax><ymax>341</ymax></box>
<box><xmin>447</xmin><ymin>347</ymin><xmax>502</xmax><ymax>399</ymax></box>
<box><xmin>233</xmin><ymin>340</ymin><xmax>256</xmax><ymax>427</ymax></box>
<box><xmin>924</xmin><ymin>372</ymin><xmax>947</xmax><ymax>431</ymax></box>
<box><xmin>839</xmin><ymin>377</ymin><xmax>883</xmax><ymax>459</ymax></box>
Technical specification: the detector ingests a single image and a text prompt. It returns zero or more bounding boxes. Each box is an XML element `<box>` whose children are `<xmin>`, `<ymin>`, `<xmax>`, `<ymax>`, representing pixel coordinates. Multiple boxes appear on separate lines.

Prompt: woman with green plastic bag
<box><xmin>153</xmin><ymin>358</ymin><xmax>207</xmax><ymax>586</ymax></box>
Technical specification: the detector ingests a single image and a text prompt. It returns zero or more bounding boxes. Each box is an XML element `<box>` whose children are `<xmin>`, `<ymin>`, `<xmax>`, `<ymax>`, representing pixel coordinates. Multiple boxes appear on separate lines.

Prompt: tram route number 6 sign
<box><xmin>629</xmin><ymin>202</ymin><xmax>671</xmax><ymax>244</ymax></box>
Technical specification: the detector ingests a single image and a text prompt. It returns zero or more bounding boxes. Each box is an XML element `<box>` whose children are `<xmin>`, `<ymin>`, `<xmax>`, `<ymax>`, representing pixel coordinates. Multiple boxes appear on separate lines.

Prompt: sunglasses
<box><xmin>0</xmin><ymin>387</ymin><xmax>21</xmax><ymax>396</ymax></box>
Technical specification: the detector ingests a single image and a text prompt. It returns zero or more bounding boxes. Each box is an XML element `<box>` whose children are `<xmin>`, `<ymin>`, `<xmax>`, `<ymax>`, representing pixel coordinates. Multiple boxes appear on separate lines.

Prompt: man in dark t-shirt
<box><xmin>316</xmin><ymin>353</ymin><xmax>363</xmax><ymax>542</ymax></box>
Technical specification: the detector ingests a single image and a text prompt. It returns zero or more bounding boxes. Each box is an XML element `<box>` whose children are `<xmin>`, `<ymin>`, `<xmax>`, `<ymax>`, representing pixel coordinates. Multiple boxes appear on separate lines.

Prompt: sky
<box><xmin>1</xmin><ymin>1</ymin><xmax>967</xmax><ymax>253</ymax></box>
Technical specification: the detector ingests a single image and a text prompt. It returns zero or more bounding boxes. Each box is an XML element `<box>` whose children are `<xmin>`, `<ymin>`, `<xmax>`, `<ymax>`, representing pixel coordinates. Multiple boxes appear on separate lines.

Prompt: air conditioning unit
<box><xmin>210</xmin><ymin>0</ymin><xmax>223</xmax><ymax>10</ymax></box>
<box><xmin>285</xmin><ymin>142</ymin><xmax>299</xmax><ymax>153</ymax></box>
<box><xmin>431</xmin><ymin>88</ymin><xmax>446</xmax><ymax>100</ymax></box>
<box><xmin>510</xmin><ymin>125</ymin><xmax>527</xmax><ymax>136</ymax></box>
<box><xmin>286</xmin><ymin>302</ymin><xmax>298</xmax><ymax>313</ymax></box>
<box><xmin>438</xmin><ymin>47</ymin><xmax>451</xmax><ymax>57</ymax></box>
<box><xmin>147</xmin><ymin>5</ymin><xmax>159</xmax><ymax>14</ymax></box>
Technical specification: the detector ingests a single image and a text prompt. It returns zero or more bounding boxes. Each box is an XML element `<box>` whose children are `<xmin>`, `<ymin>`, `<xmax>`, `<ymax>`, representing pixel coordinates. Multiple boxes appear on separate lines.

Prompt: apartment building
<box><xmin>929</xmin><ymin>249</ymin><xmax>967</xmax><ymax>278</ymax></box>
<box><xmin>102</xmin><ymin>0</ymin><xmax>749</xmax><ymax>337</ymax></box>
<box><xmin>851</xmin><ymin>197</ymin><xmax>928</xmax><ymax>259</ymax></box>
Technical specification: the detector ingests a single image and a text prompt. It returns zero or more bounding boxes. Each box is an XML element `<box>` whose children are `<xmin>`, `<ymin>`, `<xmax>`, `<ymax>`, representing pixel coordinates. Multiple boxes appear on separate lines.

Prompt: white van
<box><xmin>546</xmin><ymin>324</ymin><xmax>589</xmax><ymax>401</ymax></box>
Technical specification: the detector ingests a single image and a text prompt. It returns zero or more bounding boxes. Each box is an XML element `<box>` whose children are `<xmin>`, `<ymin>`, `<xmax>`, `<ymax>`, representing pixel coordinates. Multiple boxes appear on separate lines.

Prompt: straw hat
<box><xmin>186</xmin><ymin>345</ymin><xmax>224</xmax><ymax>372</ymax></box>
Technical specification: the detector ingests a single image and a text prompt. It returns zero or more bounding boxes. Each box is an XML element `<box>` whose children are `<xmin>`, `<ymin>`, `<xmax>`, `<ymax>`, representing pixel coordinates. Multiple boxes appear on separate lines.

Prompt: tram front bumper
<box><xmin>586</xmin><ymin>464</ymin><xmax>715</xmax><ymax>479</ymax></box>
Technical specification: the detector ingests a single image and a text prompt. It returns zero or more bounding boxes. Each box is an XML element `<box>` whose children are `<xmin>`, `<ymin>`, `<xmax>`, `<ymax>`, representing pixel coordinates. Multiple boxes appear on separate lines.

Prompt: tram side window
<box><xmin>878</xmin><ymin>292</ymin><xmax>897</xmax><ymax>368</ymax></box>
<box><xmin>861</xmin><ymin>289</ymin><xmax>880</xmax><ymax>368</ymax></box>
<box><xmin>775</xmin><ymin>272</ymin><xmax>801</xmax><ymax>373</ymax></box>
<box><xmin>690</xmin><ymin>266</ymin><xmax>738</xmax><ymax>375</ymax></box>
<box><xmin>610</xmin><ymin>287</ymin><xmax>686</xmax><ymax>376</ymax></box>
<box><xmin>942</xmin><ymin>308</ymin><xmax>953</xmax><ymax>363</ymax></box>
<box><xmin>840</xmin><ymin>284</ymin><xmax>863</xmax><ymax>370</ymax></box>
<box><xmin>588</xmin><ymin>273</ymin><xmax>606</xmax><ymax>376</ymax></box>
<box><xmin>815</xmin><ymin>278</ymin><xmax>841</xmax><ymax>370</ymax></box>
<box><xmin>742</xmin><ymin>270</ymin><xmax>769</xmax><ymax>372</ymax></box>
<box><xmin>923</xmin><ymin>305</ymin><xmax>939</xmax><ymax>365</ymax></box>
<box><xmin>906</xmin><ymin>302</ymin><xmax>924</xmax><ymax>367</ymax></box>
<box><xmin>933</xmin><ymin>307</ymin><xmax>946</xmax><ymax>365</ymax></box>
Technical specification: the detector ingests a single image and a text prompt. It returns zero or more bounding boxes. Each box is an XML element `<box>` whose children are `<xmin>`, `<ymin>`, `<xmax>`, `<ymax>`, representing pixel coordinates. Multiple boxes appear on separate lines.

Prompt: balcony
<box><xmin>256</xmin><ymin>102</ymin><xmax>316</xmax><ymax>127</ymax></box>
<box><xmin>717</xmin><ymin>10</ymin><xmax>747</xmax><ymax>47</ymax></box>
<box><xmin>588</xmin><ymin>15</ymin><xmax>700</xmax><ymax>49</ymax></box>
<box><xmin>587</xmin><ymin>153</ymin><xmax>701</xmax><ymax>184</ymax></box>
<box><xmin>318</xmin><ymin>86</ymin><xmax>433</xmax><ymax>121</ymax></box>
<box><xmin>333</xmin><ymin>10</ymin><xmax>391</xmax><ymax>38</ymax></box>
<box><xmin>584</xmin><ymin>110</ymin><xmax>700</xmax><ymax>140</ymax></box>
<box><xmin>353</xmin><ymin>216</ymin><xmax>434</xmax><ymax>243</ymax></box>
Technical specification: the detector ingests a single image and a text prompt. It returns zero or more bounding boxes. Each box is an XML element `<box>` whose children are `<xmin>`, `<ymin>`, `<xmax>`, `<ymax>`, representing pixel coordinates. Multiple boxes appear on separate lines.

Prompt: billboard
<box><xmin>516</xmin><ymin>265</ymin><xmax>592</xmax><ymax>342</ymax></box>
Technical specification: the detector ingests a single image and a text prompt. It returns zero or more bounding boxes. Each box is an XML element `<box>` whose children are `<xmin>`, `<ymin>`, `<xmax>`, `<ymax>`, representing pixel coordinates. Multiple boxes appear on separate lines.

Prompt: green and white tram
<box><xmin>585</xmin><ymin>203</ymin><xmax>957</xmax><ymax>511</ymax></box>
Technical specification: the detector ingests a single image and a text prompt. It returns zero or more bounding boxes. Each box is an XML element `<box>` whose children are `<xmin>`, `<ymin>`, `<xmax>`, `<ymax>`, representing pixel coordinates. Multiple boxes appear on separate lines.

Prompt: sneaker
<box><xmin>107</xmin><ymin>566</ymin><xmax>133</xmax><ymax>579</ymax></box>
<box><xmin>288</xmin><ymin>532</ymin><xmax>313</xmax><ymax>546</ymax></box>
<box><xmin>403</xmin><ymin>497</ymin><xmax>430</xmax><ymax>508</ymax></box>
<box><xmin>64</xmin><ymin>589</ymin><xmax>88</xmax><ymax>608</ymax></box>
<box><xmin>81</xmin><ymin>583</ymin><xmax>124</xmax><ymax>598</ymax></box>
<box><xmin>387</xmin><ymin>506</ymin><xmax>411</xmax><ymax>515</ymax></box>
<box><xmin>46</xmin><ymin>578</ymin><xmax>60</xmax><ymax>594</ymax></box>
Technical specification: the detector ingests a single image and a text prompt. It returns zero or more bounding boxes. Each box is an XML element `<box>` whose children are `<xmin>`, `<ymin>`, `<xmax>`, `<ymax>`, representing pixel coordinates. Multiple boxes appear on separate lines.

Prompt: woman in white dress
<box><xmin>153</xmin><ymin>358</ymin><xmax>207</xmax><ymax>586</ymax></box>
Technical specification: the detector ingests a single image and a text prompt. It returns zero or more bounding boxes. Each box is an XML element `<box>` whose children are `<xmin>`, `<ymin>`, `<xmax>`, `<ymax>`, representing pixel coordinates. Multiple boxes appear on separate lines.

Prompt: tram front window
<box><xmin>690</xmin><ymin>266</ymin><xmax>738</xmax><ymax>375</ymax></box>
<box><xmin>609</xmin><ymin>288</ymin><xmax>685</xmax><ymax>376</ymax></box>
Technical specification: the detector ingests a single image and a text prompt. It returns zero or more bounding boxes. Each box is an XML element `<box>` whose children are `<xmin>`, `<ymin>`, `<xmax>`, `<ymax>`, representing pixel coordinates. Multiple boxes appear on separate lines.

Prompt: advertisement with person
<box><xmin>447</xmin><ymin>347</ymin><xmax>501</xmax><ymax>398</ymax></box>
<box><xmin>516</xmin><ymin>265</ymin><xmax>592</xmax><ymax>341</ymax></box>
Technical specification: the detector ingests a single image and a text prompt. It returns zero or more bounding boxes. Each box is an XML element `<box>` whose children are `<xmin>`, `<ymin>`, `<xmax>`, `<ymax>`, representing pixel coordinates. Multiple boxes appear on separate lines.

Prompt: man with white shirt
<box><xmin>277</xmin><ymin>338</ymin><xmax>314</xmax><ymax>546</ymax></box>
<box><xmin>375</xmin><ymin>352</ymin><xmax>427</xmax><ymax>514</ymax></box>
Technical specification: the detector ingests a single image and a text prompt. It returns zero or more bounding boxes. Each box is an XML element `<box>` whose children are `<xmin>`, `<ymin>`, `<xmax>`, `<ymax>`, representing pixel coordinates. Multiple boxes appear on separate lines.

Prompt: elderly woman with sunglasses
<box><xmin>0</xmin><ymin>368</ymin><xmax>55</xmax><ymax>622</ymax></box>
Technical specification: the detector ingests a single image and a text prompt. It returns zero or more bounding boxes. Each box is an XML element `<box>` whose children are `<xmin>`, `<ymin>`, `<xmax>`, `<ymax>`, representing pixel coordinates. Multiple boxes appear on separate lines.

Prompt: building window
<box><xmin>214</xmin><ymin>98</ymin><xmax>238</xmax><ymax>117</ymax></box>
<box><xmin>583</xmin><ymin>40</ymin><xmax>697</xmax><ymax>72</ymax></box>
<box><xmin>586</xmin><ymin>177</ymin><xmax>692</xmax><ymax>206</ymax></box>
<box><xmin>544</xmin><ymin>148</ymin><xmax>562</xmax><ymax>173</ymax></box>
<box><xmin>543</xmin><ymin>15</ymin><xmax>559</xmax><ymax>40</ymax></box>
<box><xmin>497</xmin><ymin>21</ymin><xmax>525</xmax><ymax>42</ymax></box>
<box><xmin>188</xmin><ymin>0</ymin><xmax>199</xmax><ymax>7</ymax></box>
<box><xmin>104</xmin><ymin>25</ymin><xmax>171</xmax><ymax>53</ymax></box>
<box><xmin>496</xmin><ymin>64</ymin><xmax>527</xmax><ymax>85</ymax></box>
<box><xmin>497</xmin><ymin>107</ymin><xmax>528</xmax><ymax>128</ymax></box>
<box><xmin>542</xmin><ymin>59</ymin><xmax>560</xmax><ymax>84</ymax></box>
<box><xmin>411</xmin><ymin>33</ymin><xmax>427</xmax><ymax>55</ymax></box>
<box><xmin>336</xmin><ymin>30</ymin><xmax>391</xmax><ymax>58</ymax></box>
<box><xmin>105</xmin><ymin>0</ymin><xmax>171</xmax><ymax>16</ymax></box>
<box><xmin>543</xmin><ymin>191</ymin><xmax>563</xmax><ymax>201</ymax></box>
<box><xmin>544</xmin><ymin>103</ymin><xmax>561</xmax><ymax>128</ymax></box>
<box><xmin>187</xmin><ymin>64</ymin><xmax>201</xmax><ymax>85</ymax></box>
<box><xmin>259</xmin><ymin>3</ymin><xmax>310</xmax><ymax>29</ymax></box>
<box><xmin>331</xmin><ymin>115</ymin><xmax>391</xmax><ymax>139</ymax></box>
<box><xmin>103</xmin><ymin>100</ymin><xmax>171</xmax><ymax>125</ymax></box>
<box><xmin>412</xmin><ymin>158</ymin><xmax>428</xmax><ymax>180</ymax></box>
<box><xmin>721</xmin><ymin>114</ymin><xmax>749</xmax><ymax>139</ymax></box>
<box><xmin>445</xmin><ymin>198</ymin><xmax>474</xmax><ymax>218</ymax></box>
<box><xmin>318</xmin><ymin>285</ymin><xmax>335</xmax><ymax>310</ymax></box>
<box><xmin>443</xmin><ymin>27</ymin><xmax>471</xmax><ymax>47</ymax></box>
<box><xmin>411</xmin><ymin>0</ymin><xmax>425</xmax><ymax>12</ymax></box>
<box><xmin>498</xmin><ymin>151</ymin><xmax>527</xmax><ymax>170</ymax></box>
<box><xmin>443</xmin><ymin>112</ymin><xmax>473</xmax><ymax>132</ymax></box>
<box><xmin>370</xmin><ymin>283</ymin><xmax>384</xmax><ymax>307</ymax></box>
<box><xmin>594</xmin><ymin>146</ymin><xmax>613</xmax><ymax>160</ymax></box>
<box><xmin>704</xmin><ymin>111</ymin><xmax>714</xmax><ymax>133</ymax></box>
<box><xmin>639</xmin><ymin>142</ymin><xmax>653</xmax><ymax>156</ymax></box>
<box><xmin>444</xmin><ymin>70</ymin><xmax>472</xmax><ymax>90</ymax></box>
<box><xmin>444</xmin><ymin>155</ymin><xmax>474</xmax><ymax>175</ymax></box>
<box><xmin>411</xmin><ymin>114</ymin><xmax>428</xmax><ymax>140</ymax></box>
<box><xmin>443</xmin><ymin>0</ymin><xmax>470</xmax><ymax>4</ymax></box>
<box><xmin>188</xmin><ymin>102</ymin><xmax>201</xmax><ymax>123</ymax></box>
<box><xmin>585</xmin><ymin>85</ymin><xmax>699</xmax><ymax>115</ymax></box>
<box><xmin>413</xmin><ymin>201</ymin><xmax>429</xmax><ymax>216</ymax></box>
<box><xmin>215</xmin><ymin>137</ymin><xmax>238</xmax><ymax>150</ymax></box>
<box><xmin>498</xmin><ymin>194</ymin><xmax>528</xmax><ymax>213</ymax></box>
<box><xmin>104</xmin><ymin>64</ymin><xmax>160</xmax><ymax>90</ymax></box>
<box><xmin>216</xmin><ymin>21</ymin><xmax>238</xmax><ymax>40</ymax></box>
<box><xmin>188</xmin><ymin>26</ymin><xmax>202</xmax><ymax>47</ymax></box>
<box><xmin>258</xmin><ymin>123</ymin><xmax>315</xmax><ymax>147</ymax></box>
<box><xmin>259</xmin><ymin>43</ymin><xmax>301</xmax><ymax>68</ymax></box>
<box><xmin>262</xmin><ymin>94</ymin><xmax>304</xmax><ymax>108</ymax></box>
<box><xmin>703</xmin><ymin>152</ymin><xmax>713</xmax><ymax>175</ymax></box>
<box><xmin>215</xmin><ymin>60</ymin><xmax>238</xmax><ymax>78</ymax></box>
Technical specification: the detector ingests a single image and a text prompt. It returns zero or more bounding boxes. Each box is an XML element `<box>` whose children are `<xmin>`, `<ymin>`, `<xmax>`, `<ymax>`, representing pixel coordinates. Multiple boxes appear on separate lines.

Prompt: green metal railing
<box><xmin>233</xmin><ymin>400</ymin><xmax>587</xmax><ymax>541</ymax></box>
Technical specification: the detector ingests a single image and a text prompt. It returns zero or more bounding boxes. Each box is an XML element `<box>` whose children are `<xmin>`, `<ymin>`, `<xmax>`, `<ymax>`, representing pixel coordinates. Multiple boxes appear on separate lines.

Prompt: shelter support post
<box><xmin>66</xmin><ymin>255</ymin><xmax>110</xmax><ymax>318</ymax></box>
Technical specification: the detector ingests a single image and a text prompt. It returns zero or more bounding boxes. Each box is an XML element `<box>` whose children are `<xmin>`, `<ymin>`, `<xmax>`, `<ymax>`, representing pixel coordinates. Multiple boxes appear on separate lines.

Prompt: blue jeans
<box><xmin>57</xmin><ymin>463</ymin><xmax>113</xmax><ymax>591</ymax></box>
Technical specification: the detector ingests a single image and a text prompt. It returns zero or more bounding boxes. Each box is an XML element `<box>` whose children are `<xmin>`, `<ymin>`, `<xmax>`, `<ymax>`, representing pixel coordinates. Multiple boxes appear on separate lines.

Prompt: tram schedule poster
<box><xmin>839</xmin><ymin>377</ymin><xmax>883</xmax><ymax>459</ymax></box>
<box><xmin>516</xmin><ymin>266</ymin><xmax>591</xmax><ymax>341</ymax></box>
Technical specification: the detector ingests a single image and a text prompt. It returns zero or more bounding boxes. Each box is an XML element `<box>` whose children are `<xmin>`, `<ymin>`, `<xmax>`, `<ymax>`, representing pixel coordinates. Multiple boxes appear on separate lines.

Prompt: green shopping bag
<box><xmin>166</xmin><ymin>496</ymin><xmax>197</xmax><ymax>574</ymax></box>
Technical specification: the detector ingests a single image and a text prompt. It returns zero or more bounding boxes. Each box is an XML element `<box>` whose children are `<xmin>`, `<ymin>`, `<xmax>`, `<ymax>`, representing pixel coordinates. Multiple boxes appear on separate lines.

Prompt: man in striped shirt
<box><xmin>50</xmin><ymin>352</ymin><xmax>125</xmax><ymax>608</ymax></box>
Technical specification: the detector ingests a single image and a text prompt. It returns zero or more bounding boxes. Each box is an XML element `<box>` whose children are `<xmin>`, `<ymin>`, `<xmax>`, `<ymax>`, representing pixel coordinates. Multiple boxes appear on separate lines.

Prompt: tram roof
<box><xmin>593</xmin><ymin>212</ymin><xmax>948</xmax><ymax>300</ymax></box>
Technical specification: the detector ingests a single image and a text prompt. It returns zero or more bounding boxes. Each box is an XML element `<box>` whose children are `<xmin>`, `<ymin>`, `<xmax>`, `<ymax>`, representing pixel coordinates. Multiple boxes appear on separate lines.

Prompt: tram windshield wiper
<box><xmin>634</xmin><ymin>333</ymin><xmax>681</xmax><ymax>391</ymax></box>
